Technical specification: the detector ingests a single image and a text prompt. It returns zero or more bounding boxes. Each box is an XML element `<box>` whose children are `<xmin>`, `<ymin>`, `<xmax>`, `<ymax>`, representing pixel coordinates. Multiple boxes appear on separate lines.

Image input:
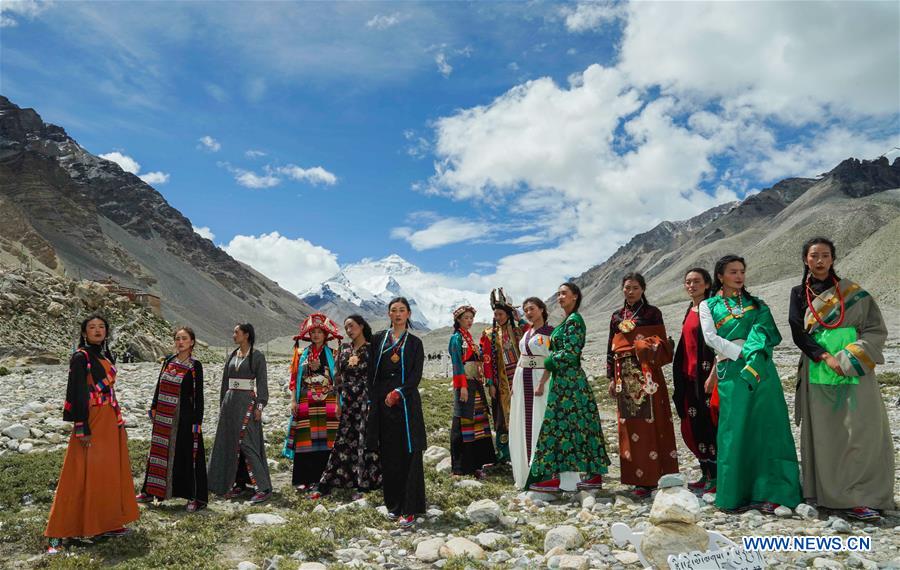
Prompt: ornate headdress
<box><xmin>294</xmin><ymin>313</ymin><xmax>343</xmax><ymax>342</ymax></box>
<box><xmin>452</xmin><ymin>305</ymin><xmax>477</xmax><ymax>321</ymax></box>
<box><xmin>490</xmin><ymin>287</ymin><xmax>516</xmax><ymax>311</ymax></box>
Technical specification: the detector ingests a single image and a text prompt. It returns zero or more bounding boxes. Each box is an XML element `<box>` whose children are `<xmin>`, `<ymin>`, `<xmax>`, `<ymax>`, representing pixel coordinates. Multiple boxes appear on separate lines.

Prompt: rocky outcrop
<box><xmin>0</xmin><ymin>96</ymin><xmax>313</xmax><ymax>344</ymax></box>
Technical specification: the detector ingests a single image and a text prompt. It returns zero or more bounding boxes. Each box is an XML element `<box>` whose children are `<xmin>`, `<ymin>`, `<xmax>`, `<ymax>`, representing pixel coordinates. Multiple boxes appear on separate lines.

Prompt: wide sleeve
<box><xmin>788</xmin><ymin>286</ymin><xmax>826</xmax><ymax>361</ymax></box>
<box><xmin>193</xmin><ymin>360</ymin><xmax>204</xmax><ymax>428</ymax></box>
<box><xmin>738</xmin><ymin>301</ymin><xmax>783</xmax><ymax>384</ymax></box>
<box><xmin>394</xmin><ymin>336</ymin><xmax>424</xmax><ymax>397</ymax></box>
<box><xmin>63</xmin><ymin>352</ymin><xmax>91</xmax><ymax>438</ymax></box>
<box><xmin>699</xmin><ymin>300</ymin><xmax>743</xmax><ymax>361</ymax></box>
<box><xmin>835</xmin><ymin>297</ymin><xmax>887</xmax><ymax>377</ymax></box>
<box><xmin>606</xmin><ymin>314</ymin><xmax>615</xmax><ymax>379</ymax></box>
<box><xmin>448</xmin><ymin>333</ymin><xmax>467</xmax><ymax>389</ymax></box>
<box><xmin>480</xmin><ymin>332</ymin><xmax>494</xmax><ymax>383</ymax></box>
<box><xmin>635</xmin><ymin>314</ymin><xmax>673</xmax><ymax>367</ymax></box>
<box><xmin>254</xmin><ymin>351</ymin><xmax>269</xmax><ymax>408</ymax></box>
<box><xmin>545</xmin><ymin>315</ymin><xmax>585</xmax><ymax>374</ymax></box>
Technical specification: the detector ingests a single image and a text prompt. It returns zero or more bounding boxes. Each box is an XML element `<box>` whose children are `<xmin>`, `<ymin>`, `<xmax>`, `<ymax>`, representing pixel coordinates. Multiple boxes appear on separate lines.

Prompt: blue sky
<box><xmin>2</xmin><ymin>1</ymin><xmax>897</xmax><ymax>298</ymax></box>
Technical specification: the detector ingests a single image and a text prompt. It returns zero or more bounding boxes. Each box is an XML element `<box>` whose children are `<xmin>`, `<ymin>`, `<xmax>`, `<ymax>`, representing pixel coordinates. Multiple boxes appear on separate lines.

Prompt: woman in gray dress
<box><xmin>207</xmin><ymin>323</ymin><xmax>272</xmax><ymax>503</ymax></box>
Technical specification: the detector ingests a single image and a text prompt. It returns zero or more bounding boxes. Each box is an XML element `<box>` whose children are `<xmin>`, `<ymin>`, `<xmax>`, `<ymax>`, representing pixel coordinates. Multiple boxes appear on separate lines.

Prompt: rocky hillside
<box><xmin>0</xmin><ymin>96</ymin><xmax>313</xmax><ymax>345</ymax></box>
<box><xmin>0</xmin><ymin>266</ymin><xmax>210</xmax><ymax>365</ymax></box>
<box><xmin>557</xmin><ymin>156</ymin><xmax>900</xmax><ymax>350</ymax></box>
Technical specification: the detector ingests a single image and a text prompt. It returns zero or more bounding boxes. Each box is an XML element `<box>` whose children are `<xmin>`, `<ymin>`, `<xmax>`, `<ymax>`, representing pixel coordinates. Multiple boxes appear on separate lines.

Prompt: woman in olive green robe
<box><xmin>699</xmin><ymin>255</ymin><xmax>802</xmax><ymax>512</ymax></box>
<box><xmin>790</xmin><ymin>238</ymin><xmax>893</xmax><ymax>520</ymax></box>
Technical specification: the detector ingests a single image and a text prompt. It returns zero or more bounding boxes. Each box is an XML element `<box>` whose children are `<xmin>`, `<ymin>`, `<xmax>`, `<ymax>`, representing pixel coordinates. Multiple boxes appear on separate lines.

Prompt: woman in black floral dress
<box><xmin>317</xmin><ymin>315</ymin><xmax>382</xmax><ymax>498</ymax></box>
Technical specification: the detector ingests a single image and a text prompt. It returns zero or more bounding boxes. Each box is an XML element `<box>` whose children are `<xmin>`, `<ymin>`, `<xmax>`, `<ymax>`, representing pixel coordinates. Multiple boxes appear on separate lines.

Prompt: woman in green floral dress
<box><xmin>527</xmin><ymin>282</ymin><xmax>611</xmax><ymax>492</ymax></box>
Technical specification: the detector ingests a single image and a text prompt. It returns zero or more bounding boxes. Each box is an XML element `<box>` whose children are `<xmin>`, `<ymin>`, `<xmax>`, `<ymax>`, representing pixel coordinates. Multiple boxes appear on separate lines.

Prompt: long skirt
<box><xmin>616</xmin><ymin>365</ymin><xmax>679</xmax><ymax>487</ymax></box>
<box><xmin>450</xmin><ymin>380</ymin><xmax>497</xmax><ymax>475</ymax></box>
<box><xmin>292</xmin><ymin>450</ymin><xmax>330</xmax><ymax>486</ymax></box>
<box><xmin>141</xmin><ymin>403</ymin><xmax>208</xmax><ymax>503</ymax></box>
<box><xmin>45</xmin><ymin>406</ymin><xmax>139</xmax><ymax>538</ymax></box>
<box><xmin>510</xmin><ymin>366</ymin><xmax>549</xmax><ymax>489</ymax></box>
<box><xmin>319</xmin><ymin>399</ymin><xmax>381</xmax><ymax>492</ymax></box>
<box><xmin>207</xmin><ymin>391</ymin><xmax>272</xmax><ymax>494</ymax></box>
<box><xmin>798</xmin><ymin>368</ymin><xmax>895</xmax><ymax>510</ymax></box>
<box><xmin>679</xmin><ymin>379</ymin><xmax>717</xmax><ymax>482</ymax></box>
<box><xmin>379</xmin><ymin>411</ymin><xmax>426</xmax><ymax>516</ymax></box>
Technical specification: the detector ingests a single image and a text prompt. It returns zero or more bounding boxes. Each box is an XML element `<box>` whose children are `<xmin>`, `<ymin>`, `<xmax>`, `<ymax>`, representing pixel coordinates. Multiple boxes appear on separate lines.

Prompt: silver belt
<box><xmin>228</xmin><ymin>378</ymin><xmax>256</xmax><ymax>391</ymax></box>
<box><xmin>518</xmin><ymin>355</ymin><xmax>544</xmax><ymax>369</ymax></box>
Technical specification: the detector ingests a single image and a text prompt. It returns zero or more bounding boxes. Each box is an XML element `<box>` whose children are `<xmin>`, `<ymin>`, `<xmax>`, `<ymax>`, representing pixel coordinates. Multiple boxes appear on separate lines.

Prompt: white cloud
<box><xmin>233</xmin><ymin>167</ymin><xmax>280</xmax><ymax>189</ymax></box>
<box><xmin>403</xmin><ymin>130</ymin><xmax>430</xmax><ymax>159</ymax></box>
<box><xmin>561</xmin><ymin>2</ymin><xmax>622</xmax><ymax>33</ymax></box>
<box><xmin>618</xmin><ymin>1</ymin><xmax>900</xmax><ymax>120</ymax></box>
<box><xmin>139</xmin><ymin>171</ymin><xmax>170</xmax><ymax>184</ymax></box>
<box><xmin>276</xmin><ymin>164</ymin><xmax>338</xmax><ymax>186</ymax></box>
<box><xmin>222</xmin><ymin>231</ymin><xmax>340</xmax><ymax>294</ymax></box>
<box><xmin>198</xmin><ymin>135</ymin><xmax>221</xmax><ymax>152</ymax></box>
<box><xmin>99</xmin><ymin>151</ymin><xmax>140</xmax><ymax>174</ymax></box>
<box><xmin>391</xmin><ymin>218</ymin><xmax>484</xmax><ymax>251</ymax></box>
<box><xmin>100</xmin><ymin>151</ymin><xmax>171</xmax><ymax>185</ymax></box>
<box><xmin>245</xmin><ymin>149</ymin><xmax>267</xmax><ymax>159</ymax></box>
<box><xmin>205</xmin><ymin>83</ymin><xmax>229</xmax><ymax>102</ymax></box>
<box><xmin>435</xmin><ymin>52</ymin><xmax>452</xmax><ymax>78</ymax></box>
<box><xmin>192</xmin><ymin>226</ymin><xmax>216</xmax><ymax>241</ymax></box>
<box><xmin>366</xmin><ymin>12</ymin><xmax>401</xmax><ymax>30</ymax></box>
<box><xmin>1</xmin><ymin>0</ymin><xmax>52</xmax><ymax>27</ymax></box>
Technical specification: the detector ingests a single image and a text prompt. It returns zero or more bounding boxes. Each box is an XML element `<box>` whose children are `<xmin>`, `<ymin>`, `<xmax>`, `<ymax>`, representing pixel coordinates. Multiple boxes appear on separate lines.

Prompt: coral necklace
<box><xmin>806</xmin><ymin>275</ymin><xmax>845</xmax><ymax>329</ymax></box>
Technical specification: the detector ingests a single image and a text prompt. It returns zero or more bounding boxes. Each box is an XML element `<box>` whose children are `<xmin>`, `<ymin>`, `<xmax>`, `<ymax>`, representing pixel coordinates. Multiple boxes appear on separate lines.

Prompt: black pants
<box><xmin>380</xmin><ymin>445</ymin><xmax>426</xmax><ymax>516</ymax></box>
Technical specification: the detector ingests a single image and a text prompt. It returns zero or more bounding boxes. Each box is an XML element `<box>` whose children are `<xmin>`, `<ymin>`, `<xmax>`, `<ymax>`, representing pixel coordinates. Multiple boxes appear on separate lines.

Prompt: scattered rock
<box><xmin>832</xmin><ymin>518</ymin><xmax>852</xmax><ymax>533</ymax></box>
<box><xmin>476</xmin><ymin>532</ymin><xmax>506</xmax><ymax>549</ymax></box>
<box><xmin>2</xmin><ymin>424</ymin><xmax>29</xmax><ymax>440</ymax></box>
<box><xmin>813</xmin><ymin>557</ymin><xmax>845</xmax><ymax>569</ymax></box>
<box><xmin>415</xmin><ymin>537</ymin><xmax>445</xmax><ymax>563</ymax></box>
<box><xmin>557</xmin><ymin>554</ymin><xmax>589</xmax><ymax>570</ymax></box>
<box><xmin>796</xmin><ymin>503</ymin><xmax>819</xmax><ymax>519</ymax></box>
<box><xmin>466</xmin><ymin>499</ymin><xmax>502</xmax><ymax>524</ymax></box>
<box><xmin>237</xmin><ymin>563</ymin><xmax>259</xmax><ymax>570</ymax></box>
<box><xmin>246</xmin><ymin>514</ymin><xmax>286</xmax><ymax>525</ymax></box>
<box><xmin>439</xmin><ymin>537</ymin><xmax>485</xmax><ymax>560</ymax></box>
<box><xmin>435</xmin><ymin>456</ymin><xmax>452</xmax><ymax>474</ymax></box>
<box><xmin>613</xmin><ymin>550</ymin><xmax>640</xmax><ymax>565</ymax></box>
<box><xmin>526</xmin><ymin>490</ymin><xmax>559</xmax><ymax>503</ymax></box>
<box><xmin>657</xmin><ymin>473</ymin><xmax>686</xmax><ymax>489</ymax></box>
<box><xmin>297</xmin><ymin>564</ymin><xmax>327</xmax><ymax>570</ymax></box>
<box><xmin>649</xmin><ymin>487</ymin><xmax>701</xmax><ymax>525</ymax></box>
<box><xmin>423</xmin><ymin>445</ymin><xmax>451</xmax><ymax>465</ymax></box>
<box><xmin>543</xmin><ymin>525</ymin><xmax>584</xmax><ymax>553</ymax></box>
<box><xmin>455</xmin><ymin>479</ymin><xmax>483</xmax><ymax>489</ymax></box>
<box><xmin>774</xmin><ymin>505</ymin><xmax>792</xmax><ymax>518</ymax></box>
<box><xmin>17</xmin><ymin>442</ymin><xmax>33</xmax><ymax>454</ymax></box>
<box><xmin>335</xmin><ymin>548</ymin><xmax>367</xmax><ymax>562</ymax></box>
<box><xmin>641</xmin><ymin>522</ymin><xmax>709</xmax><ymax>569</ymax></box>
<box><xmin>846</xmin><ymin>554</ymin><xmax>879</xmax><ymax>569</ymax></box>
<box><xmin>312</xmin><ymin>504</ymin><xmax>328</xmax><ymax>514</ymax></box>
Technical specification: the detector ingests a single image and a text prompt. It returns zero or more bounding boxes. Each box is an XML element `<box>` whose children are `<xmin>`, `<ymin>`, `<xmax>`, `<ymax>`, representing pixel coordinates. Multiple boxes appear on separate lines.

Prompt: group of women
<box><xmin>42</xmin><ymin>236</ymin><xmax>894</xmax><ymax>553</ymax></box>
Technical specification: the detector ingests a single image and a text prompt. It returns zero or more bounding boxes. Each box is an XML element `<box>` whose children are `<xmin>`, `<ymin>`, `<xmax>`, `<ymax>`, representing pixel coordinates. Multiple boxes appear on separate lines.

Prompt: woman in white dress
<box><xmin>510</xmin><ymin>297</ymin><xmax>555</xmax><ymax>489</ymax></box>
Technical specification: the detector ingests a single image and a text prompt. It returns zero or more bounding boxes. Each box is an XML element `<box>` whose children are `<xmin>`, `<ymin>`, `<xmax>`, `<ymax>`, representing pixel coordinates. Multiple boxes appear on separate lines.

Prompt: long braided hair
<box><xmin>621</xmin><ymin>272</ymin><xmax>650</xmax><ymax>307</ymax></box>
<box><xmin>489</xmin><ymin>306</ymin><xmax>516</xmax><ymax>382</ymax></box>
<box><xmin>711</xmin><ymin>255</ymin><xmax>762</xmax><ymax>306</ymax></box>
<box><xmin>230</xmin><ymin>323</ymin><xmax>256</xmax><ymax>369</ymax></box>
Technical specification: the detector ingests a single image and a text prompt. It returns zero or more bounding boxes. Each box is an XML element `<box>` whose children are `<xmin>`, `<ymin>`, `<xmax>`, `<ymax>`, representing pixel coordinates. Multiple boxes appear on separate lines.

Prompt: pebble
<box><xmin>415</xmin><ymin>537</ymin><xmax>444</xmax><ymax>562</ymax></box>
<box><xmin>246</xmin><ymin>514</ymin><xmax>286</xmax><ymax>525</ymax></box>
<box><xmin>237</xmin><ymin>563</ymin><xmax>259</xmax><ymax>570</ymax></box>
<box><xmin>17</xmin><ymin>442</ymin><xmax>32</xmax><ymax>453</ymax></box>
<box><xmin>466</xmin><ymin>498</ymin><xmax>502</xmax><ymax>524</ymax></box>
<box><xmin>439</xmin><ymin>537</ymin><xmax>485</xmax><ymax>560</ymax></box>
<box><xmin>796</xmin><ymin>503</ymin><xmax>819</xmax><ymax>519</ymax></box>
<box><xmin>613</xmin><ymin>550</ymin><xmax>640</xmax><ymax>564</ymax></box>
<box><xmin>832</xmin><ymin>518</ymin><xmax>853</xmax><ymax>533</ymax></box>
<box><xmin>774</xmin><ymin>505</ymin><xmax>793</xmax><ymax>518</ymax></box>
<box><xmin>543</xmin><ymin>525</ymin><xmax>584</xmax><ymax>553</ymax></box>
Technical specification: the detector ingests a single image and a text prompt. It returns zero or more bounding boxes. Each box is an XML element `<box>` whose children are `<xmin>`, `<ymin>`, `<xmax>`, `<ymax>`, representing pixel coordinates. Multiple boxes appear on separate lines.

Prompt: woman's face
<box><xmin>719</xmin><ymin>261</ymin><xmax>746</xmax><ymax>292</ymax></box>
<box><xmin>344</xmin><ymin>319</ymin><xmax>361</xmax><ymax>341</ymax></box>
<box><xmin>389</xmin><ymin>302</ymin><xmax>410</xmax><ymax>327</ymax></box>
<box><xmin>493</xmin><ymin>308</ymin><xmax>509</xmax><ymax>326</ymax></box>
<box><xmin>310</xmin><ymin>328</ymin><xmax>326</xmax><ymax>346</ymax></box>
<box><xmin>805</xmin><ymin>244</ymin><xmax>834</xmax><ymax>279</ymax></box>
<box><xmin>84</xmin><ymin>318</ymin><xmax>107</xmax><ymax>344</ymax></box>
<box><xmin>523</xmin><ymin>302</ymin><xmax>542</xmax><ymax>324</ymax></box>
<box><xmin>174</xmin><ymin>329</ymin><xmax>194</xmax><ymax>355</ymax></box>
<box><xmin>683</xmin><ymin>272</ymin><xmax>708</xmax><ymax>300</ymax></box>
<box><xmin>557</xmin><ymin>286</ymin><xmax>577</xmax><ymax>313</ymax></box>
<box><xmin>622</xmin><ymin>279</ymin><xmax>644</xmax><ymax>305</ymax></box>
<box><xmin>457</xmin><ymin>311</ymin><xmax>474</xmax><ymax>331</ymax></box>
<box><xmin>232</xmin><ymin>326</ymin><xmax>247</xmax><ymax>345</ymax></box>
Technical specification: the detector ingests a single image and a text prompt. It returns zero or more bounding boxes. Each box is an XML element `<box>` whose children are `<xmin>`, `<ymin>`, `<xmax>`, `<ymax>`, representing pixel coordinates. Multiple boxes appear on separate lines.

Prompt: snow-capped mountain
<box><xmin>300</xmin><ymin>254</ymin><xmax>491</xmax><ymax>330</ymax></box>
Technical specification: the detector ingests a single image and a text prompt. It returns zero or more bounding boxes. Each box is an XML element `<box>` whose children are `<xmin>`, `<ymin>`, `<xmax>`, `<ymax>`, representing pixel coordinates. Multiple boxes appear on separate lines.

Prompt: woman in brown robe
<box><xmin>607</xmin><ymin>272</ymin><xmax>679</xmax><ymax>498</ymax></box>
<box><xmin>44</xmin><ymin>315</ymin><xmax>139</xmax><ymax>553</ymax></box>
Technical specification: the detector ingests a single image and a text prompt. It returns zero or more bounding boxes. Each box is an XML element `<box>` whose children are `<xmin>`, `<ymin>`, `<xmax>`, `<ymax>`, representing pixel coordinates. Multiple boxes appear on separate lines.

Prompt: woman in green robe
<box><xmin>699</xmin><ymin>255</ymin><xmax>801</xmax><ymax>513</ymax></box>
<box><xmin>527</xmin><ymin>282</ymin><xmax>610</xmax><ymax>493</ymax></box>
<box><xmin>790</xmin><ymin>237</ymin><xmax>893</xmax><ymax>521</ymax></box>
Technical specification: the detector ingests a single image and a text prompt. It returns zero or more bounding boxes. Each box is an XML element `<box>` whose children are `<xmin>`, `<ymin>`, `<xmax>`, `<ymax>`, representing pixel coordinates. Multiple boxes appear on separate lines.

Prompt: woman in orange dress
<box><xmin>44</xmin><ymin>315</ymin><xmax>139</xmax><ymax>553</ymax></box>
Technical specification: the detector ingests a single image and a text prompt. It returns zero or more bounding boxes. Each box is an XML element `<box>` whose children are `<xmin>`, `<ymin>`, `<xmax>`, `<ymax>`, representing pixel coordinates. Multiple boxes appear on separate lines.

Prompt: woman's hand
<box><xmin>459</xmin><ymin>386</ymin><xmax>469</xmax><ymax>403</ymax></box>
<box><xmin>608</xmin><ymin>379</ymin><xmax>616</xmax><ymax>399</ymax></box>
<box><xmin>535</xmin><ymin>380</ymin><xmax>546</xmax><ymax>397</ymax></box>
<box><xmin>79</xmin><ymin>434</ymin><xmax>92</xmax><ymax>448</ymax></box>
<box><xmin>291</xmin><ymin>401</ymin><xmax>298</xmax><ymax>417</ymax></box>
<box><xmin>254</xmin><ymin>409</ymin><xmax>262</xmax><ymax>422</ymax></box>
<box><xmin>489</xmin><ymin>385</ymin><xmax>497</xmax><ymax>399</ymax></box>
<box><xmin>822</xmin><ymin>353</ymin><xmax>844</xmax><ymax>376</ymax></box>
<box><xmin>704</xmin><ymin>367</ymin><xmax>718</xmax><ymax>394</ymax></box>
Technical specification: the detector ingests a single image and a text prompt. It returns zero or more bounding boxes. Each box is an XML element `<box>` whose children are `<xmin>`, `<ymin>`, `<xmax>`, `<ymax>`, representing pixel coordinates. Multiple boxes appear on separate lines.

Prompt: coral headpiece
<box><xmin>452</xmin><ymin>305</ymin><xmax>477</xmax><ymax>321</ymax></box>
<box><xmin>294</xmin><ymin>313</ymin><xmax>343</xmax><ymax>342</ymax></box>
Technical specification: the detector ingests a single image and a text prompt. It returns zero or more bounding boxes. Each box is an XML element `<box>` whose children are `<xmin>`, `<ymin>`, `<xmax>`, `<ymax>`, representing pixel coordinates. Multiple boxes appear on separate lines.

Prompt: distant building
<box><xmin>96</xmin><ymin>277</ymin><xmax>162</xmax><ymax>317</ymax></box>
